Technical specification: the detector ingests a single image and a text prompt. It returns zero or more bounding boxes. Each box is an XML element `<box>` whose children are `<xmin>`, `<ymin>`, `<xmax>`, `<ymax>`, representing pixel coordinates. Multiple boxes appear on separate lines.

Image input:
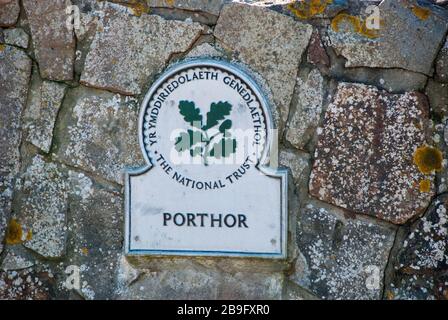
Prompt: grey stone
<box><xmin>283</xmin><ymin>280</ymin><xmax>319</xmax><ymax>300</ymax></box>
<box><xmin>148</xmin><ymin>7</ymin><xmax>218</xmax><ymax>25</ymax></box>
<box><xmin>285</xmin><ymin>69</ymin><xmax>325</xmax><ymax>150</ymax></box>
<box><xmin>326</xmin><ymin>44</ymin><xmax>429</xmax><ymax>92</ymax></box>
<box><xmin>64</xmin><ymin>172</ymin><xmax>123</xmax><ymax>300</ymax></box>
<box><xmin>293</xmin><ymin>201</ymin><xmax>396</xmax><ymax>300</ymax></box>
<box><xmin>81</xmin><ymin>4</ymin><xmax>204</xmax><ymax>95</ymax></box>
<box><xmin>2</xmin><ymin>28</ymin><xmax>29</xmax><ymax>49</ymax></box>
<box><xmin>186</xmin><ymin>42</ymin><xmax>223</xmax><ymax>59</ymax></box>
<box><xmin>17</xmin><ymin>155</ymin><xmax>69</xmax><ymax>258</ymax></box>
<box><xmin>436</xmin><ymin>37</ymin><xmax>448</xmax><ymax>82</ymax></box>
<box><xmin>309</xmin><ymin>82</ymin><xmax>432</xmax><ymax>224</ymax></box>
<box><xmin>54</xmin><ymin>87</ymin><xmax>144</xmax><ymax>185</ymax></box>
<box><xmin>0</xmin><ymin>0</ymin><xmax>20</xmax><ymax>27</ymax></box>
<box><xmin>307</xmin><ymin>30</ymin><xmax>330</xmax><ymax>67</ymax></box>
<box><xmin>23</xmin><ymin>70</ymin><xmax>67</xmax><ymax>153</ymax></box>
<box><xmin>22</xmin><ymin>0</ymin><xmax>76</xmax><ymax>81</ymax></box>
<box><xmin>214</xmin><ymin>3</ymin><xmax>313</xmax><ymax>126</ymax></box>
<box><xmin>147</xmin><ymin>0</ymin><xmax>227</xmax><ymax>16</ymax></box>
<box><xmin>279</xmin><ymin>148</ymin><xmax>310</xmax><ymax>185</ymax></box>
<box><xmin>123</xmin><ymin>263</ymin><xmax>221</xmax><ymax>299</ymax></box>
<box><xmin>264</xmin><ymin>0</ymin><xmax>348</xmax><ymax>19</ymax></box>
<box><xmin>0</xmin><ymin>45</ymin><xmax>32</xmax><ymax>254</ymax></box>
<box><xmin>1</xmin><ymin>246</ymin><xmax>35</xmax><ymax>271</ymax></box>
<box><xmin>121</xmin><ymin>260</ymin><xmax>284</xmax><ymax>299</ymax></box>
<box><xmin>426</xmin><ymin>79</ymin><xmax>448</xmax><ymax>119</ymax></box>
<box><xmin>397</xmin><ymin>194</ymin><xmax>448</xmax><ymax>272</ymax></box>
<box><xmin>328</xmin><ymin>0</ymin><xmax>448</xmax><ymax>76</ymax></box>
<box><xmin>217</xmin><ymin>272</ymin><xmax>284</xmax><ymax>300</ymax></box>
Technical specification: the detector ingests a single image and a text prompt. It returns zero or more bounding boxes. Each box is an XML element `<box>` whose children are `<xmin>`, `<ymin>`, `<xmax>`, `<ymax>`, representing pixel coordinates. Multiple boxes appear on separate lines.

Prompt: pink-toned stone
<box><xmin>307</xmin><ymin>30</ymin><xmax>330</xmax><ymax>67</ymax></box>
<box><xmin>23</xmin><ymin>0</ymin><xmax>75</xmax><ymax>81</ymax></box>
<box><xmin>309</xmin><ymin>83</ymin><xmax>433</xmax><ymax>224</ymax></box>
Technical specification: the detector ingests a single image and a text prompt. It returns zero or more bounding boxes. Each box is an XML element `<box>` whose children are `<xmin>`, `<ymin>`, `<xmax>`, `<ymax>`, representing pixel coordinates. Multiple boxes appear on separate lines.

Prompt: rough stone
<box><xmin>121</xmin><ymin>262</ymin><xmax>283</xmax><ymax>299</ymax></box>
<box><xmin>63</xmin><ymin>172</ymin><xmax>123</xmax><ymax>300</ymax></box>
<box><xmin>123</xmin><ymin>265</ymin><xmax>220</xmax><ymax>299</ymax></box>
<box><xmin>436</xmin><ymin>37</ymin><xmax>448</xmax><ymax>82</ymax></box>
<box><xmin>279</xmin><ymin>148</ymin><xmax>310</xmax><ymax>185</ymax></box>
<box><xmin>283</xmin><ymin>280</ymin><xmax>319</xmax><ymax>300</ymax></box>
<box><xmin>2</xmin><ymin>28</ymin><xmax>29</xmax><ymax>49</ymax></box>
<box><xmin>397</xmin><ymin>194</ymin><xmax>448</xmax><ymax>272</ymax></box>
<box><xmin>214</xmin><ymin>3</ymin><xmax>313</xmax><ymax>126</ymax></box>
<box><xmin>23</xmin><ymin>70</ymin><xmax>67</xmax><ymax>153</ymax></box>
<box><xmin>388</xmin><ymin>274</ymin><xmax>436</xmax><ymax>300</ymax></box>
<box><xmin>0</xmin><ymin>45</ymin><xmax>32</xmax><ymax>254</ymax></box>
<box><xmin>0</xmin><ymin>0</ymin><xmax>20</xmax><ymax>27</ymax></box>
<box><xmin>285</xmin><ymin>69</ymin><xmax>325</xmax><ymax>150</ymax></box>
<box><xmin>148</xmin><ymin>7</ymin><xmax>218</xmax><ymax>25</ymax></box>
<box><xmin>17</xmin><ymin>155</ymin><xmax>69</xmax><ymax>258</ymax></box>
<box><xmin>22</xmin><ymin>0</ymin><xmax>76</xmax><ymax>81</ymax></box>
<box><xmin>307</xmin><ymin>30</ymin><xmax>330</xmax><ymax>67</ymax></box>
<box><xmin>1</xmin><ymin>246</ymin><xmax>35</xmax><ymax>271</ymax></box>
<box><xmin>328</xmin><ymin>0</ymin><xmax>448</xmax><ymax>76</ymax></box>
<box><xmin>293</xmin><ymin>201</ymin><xmax>396</xmax><ymax>300</ymax></box>
<box><xmin>326</xmin><ymin>44</ymin><xmax>429</xmax><ymax>92</ymax></box>
<box><xmin>54</xmin><ymin>87</ymin><xmax>144</xmax><ymax>185</ymax></box>
<box><xmin>267</xmin><ymin>0</ymin><xmax>348</xmax><ymax>19</ymax></box>
<box><xmin>147</xmin><ymin>0</ymin><xmax>227</xmax><ymax>16</ymax></box>
<box><xmin>81</xmin><ymin>4</ymin><xmax>204</xmax><ymax>95</ymax></box>
<box><xmin>309</xmin><ymin>82</ymin><xmax>432</xmax><ymax>224</ymax></box>
<box><xmin>186</xmin><ymin>42</ymin><xmax>223</xmax><ymax>59</ymax></box>
<box><xmin>0</xmin><ymin>268</ymin><xmax>54</xmax><ymax>300</ymax></box>
<box><xmin>426</xmin><ymin>79</ymin><xmax>448</xmax><ymax>119</ymax></box>
<box><xmin>71</xmin><ymin>1</ymin><xmax>101</xmax><ymax>76</ymax></box>
<box><xmin>218</xmin><ymin>272</ymin><xmax>284</xmax><ymax>300</ymax></box>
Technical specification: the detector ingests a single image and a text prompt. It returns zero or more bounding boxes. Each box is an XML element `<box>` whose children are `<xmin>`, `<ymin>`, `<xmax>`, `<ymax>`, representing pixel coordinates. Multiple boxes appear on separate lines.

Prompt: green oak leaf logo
<box><xmin>174</xmin><ymin>100</ymin><xmax>237</xmax><ymax>165</ymax></box>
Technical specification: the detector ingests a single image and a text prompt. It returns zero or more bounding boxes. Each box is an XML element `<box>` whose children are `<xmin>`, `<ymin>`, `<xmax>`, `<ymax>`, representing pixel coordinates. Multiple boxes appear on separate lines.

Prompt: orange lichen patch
<box><xmin>331</xmin><ymin>13</ymin><xmax>380</xmax><ymax>38</ymax></box>
<box><xmin>128</xmin><ymin>2</ymin><xmax>149</xmax><ymax>17</ymax></box>
<box><xmin>26</xmin><ymin>230</ymin><xmax>32</xmax><ymax>241</ymax></box>
<box><xmin>385</xmin><ymin>290</ymin><xmax>395</xmax><ymax>300</ymax></box>
<box><xmin>359</xmin><ymin>23</ymin><xmax>380</xmax><ymax>39</ymax></box>
<box><xmin>419</xmin><ymin>179</ymin><xmax>431</xmax><ymax>193</ymax></box>
<box><xmin>81</xmin><ymin>247</ymin><xmax>89</xmax><ymax>255</ymax></box>
<box><xmin>0</xmin><ymin>44</ymin><xmax>5</xmax><ymax>52</ymax></box>
<box><xmin>412</xmin><ymin>6</ymin><xmax>431</xmax><ymax>21</ymax></box>
<box><xmin>287</xmin><ymin>0</ymin><xmax>333</xmax><ymax>19</ymax></box>
<box><xmin>414</xmin><ymin>146</ymin><xmax>443</xmax><ymax>174</ymax></box>
<box><xmin>331</xmin><ymin>13</ymin><xmax>362</xmax><ymax>33</ymax></box>
<box><xmin>5</xmin><ymin>219</ymin><xmax>23</xmax><ymax>245</ymax></box>
<box><xmin>165</xmin><ymin>0</ymin><xmax>175</xmax><ymax>6</ymax></box>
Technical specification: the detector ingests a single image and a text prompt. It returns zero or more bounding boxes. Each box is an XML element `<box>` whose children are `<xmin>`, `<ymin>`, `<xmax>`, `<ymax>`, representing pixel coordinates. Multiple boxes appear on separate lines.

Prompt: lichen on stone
<box><xmin>5</xmin><ymin>219</ymin><xmax>24</xmax><ymax>245</ymax></box>
<box><xmin>414</xmin><ymin>145</ymin><xmax>443</xmax><ymax>175</ymax></box>
<box><xmin>411</xmin><ymin>6</ymin><xmax>431</xmax><ymax>21</ymax></box>
<box><xmin>419</xmin><ymin>179</ymin><xmax>431</xmax><ymax>193</ymax></box>
<box><xmin>287</xmin><ymin>0</ymin><xmax>333</xmax><ymax>19</ymax></box>
<box><xmin>331</xmin><ymin>13</ymin><xmax>380</xmax><ymax>39</ymax></box>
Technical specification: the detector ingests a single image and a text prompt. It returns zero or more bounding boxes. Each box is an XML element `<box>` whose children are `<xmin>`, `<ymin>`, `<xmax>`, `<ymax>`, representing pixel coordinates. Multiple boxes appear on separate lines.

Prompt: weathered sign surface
<box><xmin>125</xmin><ymin>60</ymin><xmax>287</xmax><ymax>258</ymax></box>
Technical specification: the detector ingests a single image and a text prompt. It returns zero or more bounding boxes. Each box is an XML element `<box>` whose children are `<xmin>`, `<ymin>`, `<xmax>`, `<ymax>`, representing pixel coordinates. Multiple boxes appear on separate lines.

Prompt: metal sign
<box><xmin>125</xmin><ymin>59</ymin><xmax>287</xmax><ymax>258</ymax></box>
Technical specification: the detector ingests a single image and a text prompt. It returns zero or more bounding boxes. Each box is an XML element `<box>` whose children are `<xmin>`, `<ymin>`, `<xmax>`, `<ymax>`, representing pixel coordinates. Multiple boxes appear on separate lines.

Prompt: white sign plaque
<box><xmin>125</xmin><ymin>59</ymin><xmax>287</xmax><ymax>258</ymax></box>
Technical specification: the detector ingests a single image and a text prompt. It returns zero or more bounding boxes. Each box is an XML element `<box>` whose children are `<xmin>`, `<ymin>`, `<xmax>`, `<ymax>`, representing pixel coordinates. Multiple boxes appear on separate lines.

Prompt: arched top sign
<box><xmin>125</xmin><ymin>59</ymin><xmax>287</xmax><ymax>258</ymax></box>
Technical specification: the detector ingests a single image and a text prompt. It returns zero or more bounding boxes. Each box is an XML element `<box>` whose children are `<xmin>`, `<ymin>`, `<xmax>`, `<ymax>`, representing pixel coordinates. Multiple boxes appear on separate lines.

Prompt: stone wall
<box><xmin>0</xmin><ymin>0</ymin><xmax>448</xmax><ymax>300</ymax></box>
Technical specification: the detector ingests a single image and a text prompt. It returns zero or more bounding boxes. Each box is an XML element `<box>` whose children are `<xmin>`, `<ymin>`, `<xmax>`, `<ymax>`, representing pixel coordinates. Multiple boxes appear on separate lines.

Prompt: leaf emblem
<box><xmin>202</xmin><ymin>102</ymin><xmax>232</xmax><ymax>131</ymax></box>
<box><xmin>174</xmin><ymin>100</ymin><xmax>237</xmax><ymax>165</ymax></box>
<box><xmin>179</xmin><ymin>100</ymin><xmax>202</xmax><ymax>129</ymax></box>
